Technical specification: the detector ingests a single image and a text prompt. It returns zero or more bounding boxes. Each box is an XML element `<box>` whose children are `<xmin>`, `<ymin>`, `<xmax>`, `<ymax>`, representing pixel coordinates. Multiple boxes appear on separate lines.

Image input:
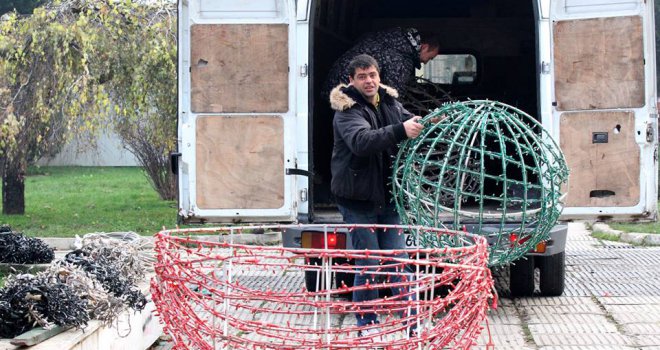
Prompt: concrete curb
<box><xmin>40</xmin><ymin>232</ymin><xmax>282</xmax><ymax>251</ymax></box>
<box><xmin>591</xmin><ymin>222</ymin><xmax>660</xmax><ymax>246</ymax></box>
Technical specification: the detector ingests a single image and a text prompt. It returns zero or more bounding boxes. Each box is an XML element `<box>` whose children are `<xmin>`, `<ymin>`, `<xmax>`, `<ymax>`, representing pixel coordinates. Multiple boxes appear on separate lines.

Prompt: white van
<box><xmin>173</xmin><ymin>0</ymin><xmax>658</xmax><ymax>296</ymax></box>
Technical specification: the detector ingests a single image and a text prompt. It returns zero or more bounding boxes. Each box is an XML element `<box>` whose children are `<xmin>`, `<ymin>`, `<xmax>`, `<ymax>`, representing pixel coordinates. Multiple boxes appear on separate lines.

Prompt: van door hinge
<box><xmin>300</xmin><ymin>64</ymin><xmax>308</xmax><ymax>77</ymax></box>
<box><xmin>647</xmin><ymin>124</ymin><xmax>655</xmax><ymax>143</ymax></box>
<box><xmin>541</xmin><ymin>61</ymin><xmax>551</xmax><ymax>74</ymax></box>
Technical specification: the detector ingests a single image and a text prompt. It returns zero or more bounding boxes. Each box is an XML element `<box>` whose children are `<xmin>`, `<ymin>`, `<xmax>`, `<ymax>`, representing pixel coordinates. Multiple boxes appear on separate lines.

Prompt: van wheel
<box><xmin>335</xmin><ymin>271</ymin><xmax>354</xmax><ymax>300</ymax></box>
<box><xmin>509</xmin><ymin>257</ymin><xmax>535</xmax><ymax>297</ymax></box>
<box><xmin>305</xmin><ymin>258</ymin><xmax>354</xmax><ymax>296</ymax></box>
<box><xmin>538</xmin><ymin>252</ymin><xmax>565</xmax><ymax>296</ymax></box>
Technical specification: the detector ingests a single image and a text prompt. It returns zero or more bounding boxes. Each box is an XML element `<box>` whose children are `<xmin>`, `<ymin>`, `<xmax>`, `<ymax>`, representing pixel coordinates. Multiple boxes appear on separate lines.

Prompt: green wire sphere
<box><xmin>393</xmin><ymin>100</ymin><xmax>569</xmax><ymax>266</ymax></box>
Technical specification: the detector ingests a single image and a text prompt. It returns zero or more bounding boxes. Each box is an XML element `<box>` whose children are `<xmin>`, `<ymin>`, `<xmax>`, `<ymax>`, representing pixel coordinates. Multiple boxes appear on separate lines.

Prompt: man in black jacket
<box><xmin>329</xmin><ymin>54</ymin><xmax>423</xmax><ymax>336</ymax></box>
<box><xmin>322</xmin><ymin>27</ymin><xmax>440</xmax><ymax>101</ymax></box>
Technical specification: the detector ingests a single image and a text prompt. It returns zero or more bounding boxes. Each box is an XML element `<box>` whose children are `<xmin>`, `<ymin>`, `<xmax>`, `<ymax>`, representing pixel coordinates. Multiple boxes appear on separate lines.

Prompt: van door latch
<box><xmin>647</xmin><ymin>124</ymin><xmax>655</xmax><ymax>143</ymax></box>
<box><xmin>286</xmin><ymin>168</ymin><xmax>314</xmax><ymax>177</ymax></box>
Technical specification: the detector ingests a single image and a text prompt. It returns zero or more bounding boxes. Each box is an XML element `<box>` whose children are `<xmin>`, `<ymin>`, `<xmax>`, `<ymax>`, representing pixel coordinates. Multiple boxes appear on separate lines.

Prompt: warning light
<box><xmin>327</xmin><ymin>234</ymin><xmax>337</xmax><ymax>248</ymax></box>
<box><xmin>509</xmin><ymin>233</ymin><xmax>518</xmax><ymax>243</ymax></box>
<box><xmin>301</xmin><ymin>231</ymin><xmax>346</xmax><ymax>249</ymax></box>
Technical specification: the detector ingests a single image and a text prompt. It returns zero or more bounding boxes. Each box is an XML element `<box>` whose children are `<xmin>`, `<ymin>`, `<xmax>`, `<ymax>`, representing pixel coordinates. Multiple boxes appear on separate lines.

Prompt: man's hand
<box><xmin>404</xmin><ymin>116</ymin><xmax>424</xmax><ymax>138</ymax></box>
<box><xmin>429</xmin><ymin>114</ymin><xmax>447</xmax><ymax>124</ymax></box>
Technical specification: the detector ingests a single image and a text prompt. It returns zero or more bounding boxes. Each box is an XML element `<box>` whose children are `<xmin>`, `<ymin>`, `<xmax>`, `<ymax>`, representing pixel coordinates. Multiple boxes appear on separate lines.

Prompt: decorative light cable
<box><xmin>151</xmin><ymin>224</ymin><xmax>496</xmax><ymax>349</ymax></box>
<box><xmin>393</xmin><ymin>100</ymin><xmax>569</xmax><ymax>266</ymax></box>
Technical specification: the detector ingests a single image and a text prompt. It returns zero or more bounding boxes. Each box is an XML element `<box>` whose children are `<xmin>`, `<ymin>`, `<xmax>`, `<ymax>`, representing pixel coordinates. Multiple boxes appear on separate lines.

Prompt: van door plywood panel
<box><xmin>190</xmin><ymin>24</ymin><xmax>289</xmax><ymax>113</ymax></box>
<box><xmin>553</xmin><ymin>16</ymin><xmax>644</xmax><ymax>110</ymax></box>
<box><xmin>560</xmin><ymin>111</ymin><xmax>639</xmax><ymax>207</ymax></box>
<box><xmin>196</xmin><ymin>116</ymin><xmax>284</xmax><ymax>209</ymax></box>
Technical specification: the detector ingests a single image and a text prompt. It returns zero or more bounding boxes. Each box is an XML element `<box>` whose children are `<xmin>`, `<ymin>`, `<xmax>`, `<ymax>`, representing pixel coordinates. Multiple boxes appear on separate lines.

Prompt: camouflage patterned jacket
<box><xmin>322</xmin><ymin>27</ymin><xmax>422</xmax><ymax>102</ymax></box>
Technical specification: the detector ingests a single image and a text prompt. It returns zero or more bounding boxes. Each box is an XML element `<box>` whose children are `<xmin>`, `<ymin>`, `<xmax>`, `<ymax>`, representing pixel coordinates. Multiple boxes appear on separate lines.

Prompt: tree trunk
<box><xmin>2</xmin><ymin>157</ymin><xmax>26</xmax><ymax>215</ymax></box>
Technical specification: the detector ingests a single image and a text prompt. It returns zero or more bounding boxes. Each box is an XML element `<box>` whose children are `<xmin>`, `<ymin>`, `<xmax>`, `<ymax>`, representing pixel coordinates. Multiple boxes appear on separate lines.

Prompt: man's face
<box><xmin>419</xmin><ymin>44</ymin><xmax>439</xmax><ymax>64</ymax></box>
<box><xmin>349</xmin><ymin>65</ymin><xmax>380</xmax><ymax>99</ymax></box>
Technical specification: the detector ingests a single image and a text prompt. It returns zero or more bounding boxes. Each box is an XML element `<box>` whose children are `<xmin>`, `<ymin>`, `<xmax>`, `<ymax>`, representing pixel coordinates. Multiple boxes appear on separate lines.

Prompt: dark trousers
<box><xmin>337</xmin><ymin>203</ymin><xmax>412</xmax><ymax>327</ymax></box>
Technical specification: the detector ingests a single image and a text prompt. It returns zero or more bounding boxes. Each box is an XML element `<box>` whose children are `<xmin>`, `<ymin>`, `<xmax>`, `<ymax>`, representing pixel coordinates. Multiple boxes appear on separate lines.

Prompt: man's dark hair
<box><xmin>420</xmin><ymin>31</ymin><xmax>441</xmax><ymax>51</ymax></box>
<box><xmin>347</xmin><ymin>54</ymin><xmax>380</xmax><ymax>78</ymax></box>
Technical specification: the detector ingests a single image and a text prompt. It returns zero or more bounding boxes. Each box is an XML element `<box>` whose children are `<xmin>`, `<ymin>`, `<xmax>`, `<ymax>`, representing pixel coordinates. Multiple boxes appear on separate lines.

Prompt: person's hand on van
<box><xmin>404</xmin><ymin>116</ymin><xmax>424</xmax><ymax>138</ymax></box>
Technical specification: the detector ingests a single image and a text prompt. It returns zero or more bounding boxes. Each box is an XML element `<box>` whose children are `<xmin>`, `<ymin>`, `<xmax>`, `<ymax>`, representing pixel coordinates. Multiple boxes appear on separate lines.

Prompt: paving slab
<box><xmin>609</xmin><ymin>312</ymin><xmax>660</xmax><ymax>324</ymax></box>
<box><xmin>621</xmin><ymin>323</ymin><xmax>660</xmax><ymax>335</ymax></box>
<box><xmin>619</xmin><ymin>232</ymin><xmax>647</xmax><ymax>245</ymax></box>
<box><xmin>602</xmin><ymin>304</ymin><xmax>660</xmax><ymax>314</ymax></box>
<box><xmin>539</xmin><ymin>347</ymin><xmax>637</xmax><ymax>350</ymax></box>
<box><xmin>532</xmin><ymin>332</ymin><xmax>636</xmax><ymax>347</ymax></box>
<box><xmin>597</xmin><ymin>296</ymin><xmax>660</xmax><ymax>305</ymax></box>
<box><xmin>524</xmin><ymin>313</ymin><xmax>612</xmax><ymax>325</ymax></box>
<box><xmin>514</xmin><ymin>296</ymin><xmax>597</xmax><ymax>306</ymax></box>
<box><xmin>474</xmin><ymin>324</ymin><xmax>529</xmax><ymax>348</ymax></box>
<box><xmin>523</xmin><ymin>305</ymin><xmax>605</xmax><ymax>318</ymax></box>
<box><xmin>528</xmin><ymin>322</ymin><xmax>618</xmax><ymax>334</ymax></box>
<box><xmin>486</xmin><ymin>306</ymin><xmax>522</xmax><ymax>325</ymax></box>
<box><xmin>634</xmin><ymin>335</ymin><xmax>660</xmax><ymax>347</ymax></box>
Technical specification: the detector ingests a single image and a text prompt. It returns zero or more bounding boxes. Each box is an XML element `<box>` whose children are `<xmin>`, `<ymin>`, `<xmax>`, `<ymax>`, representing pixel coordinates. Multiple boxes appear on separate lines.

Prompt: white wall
<box><xmin>37</xmin><ymin>131</ymin><xmax>139</xmax><ymax>166</ymax></box>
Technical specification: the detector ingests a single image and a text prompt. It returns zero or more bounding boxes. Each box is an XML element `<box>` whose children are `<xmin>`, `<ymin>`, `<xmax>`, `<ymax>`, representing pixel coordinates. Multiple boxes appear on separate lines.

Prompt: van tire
<box><xmin>335</xmin><ymin>271</ymin><xmax>354</xmax><ymax>300</ymax></box>
<box><xmin>509</xmin><ymin>257</ymin><xmax>535</xmax><ymax>297</ymax></box>
<box><xmin>305</xmin><ymin>258</ymin><xmax>354</xmax><ymax>299</ymax></box>
<box><xmin>538</xmin><ymin>252</ymin><xmax>565</xmax><ymax>296</ymax></box>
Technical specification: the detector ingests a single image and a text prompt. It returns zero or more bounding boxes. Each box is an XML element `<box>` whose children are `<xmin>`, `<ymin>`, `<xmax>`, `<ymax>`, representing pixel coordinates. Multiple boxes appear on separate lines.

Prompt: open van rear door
<box><xmin>177</xmin><ymin>0</ymin><xmax>301</xmax><ymax>223</ymax></box>
<box><xmin>549</xmin><ymin>0</ymin><xmax>658</xmax><ymax>221</ymax></box>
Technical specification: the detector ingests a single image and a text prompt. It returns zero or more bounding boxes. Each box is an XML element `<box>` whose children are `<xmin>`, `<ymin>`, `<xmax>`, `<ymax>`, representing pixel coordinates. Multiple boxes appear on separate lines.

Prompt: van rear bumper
<box><xmin>282</xmin><ymin>223</ymin><xmax>568</xmax><ymax>257</ymax></box>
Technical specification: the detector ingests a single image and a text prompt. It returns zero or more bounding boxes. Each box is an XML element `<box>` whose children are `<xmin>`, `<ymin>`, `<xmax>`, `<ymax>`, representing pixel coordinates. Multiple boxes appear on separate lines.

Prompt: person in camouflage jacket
<box><xmin>322</xmin><ymin>27</ymin><xmax>440</xmax><ymax>100</ymax></box>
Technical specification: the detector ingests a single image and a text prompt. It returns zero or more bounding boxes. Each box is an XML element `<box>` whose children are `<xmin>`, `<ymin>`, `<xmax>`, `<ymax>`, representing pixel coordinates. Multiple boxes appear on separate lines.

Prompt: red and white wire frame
<box><xmin>151</xmin><ymin>224</ymin><xmax>496</xmax><ymax>350</ymax></box>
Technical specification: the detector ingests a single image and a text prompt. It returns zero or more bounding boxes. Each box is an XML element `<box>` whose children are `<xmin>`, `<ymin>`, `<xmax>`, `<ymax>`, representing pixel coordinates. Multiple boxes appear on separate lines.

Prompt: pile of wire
<box><xmin>64</xmin><ymin>250</ymin><xmax>146</xmax><ymax>310</ymax></box>
<box><xmin>0</xmin><ymin>226</ymin><xmax>54</xmax><ymax>264</ymax></box>
<box><xmin>0</xmin><ymin>274</ymin><xmax>89</xmax><ymax>338</ymax></box>
<box><xmin>0</xmin><ymin>231</ymin><xmax>150</xmax><ymax>338</ymax></box>
<box><xmin>42</xmin><ymin>263</ymin><xmax>124</xmax><ymax>324</ymax></box>
<box><xmin>75</xmin><ymin>231</ymin><xmax>152</xmax><ymax>282</ymax></box>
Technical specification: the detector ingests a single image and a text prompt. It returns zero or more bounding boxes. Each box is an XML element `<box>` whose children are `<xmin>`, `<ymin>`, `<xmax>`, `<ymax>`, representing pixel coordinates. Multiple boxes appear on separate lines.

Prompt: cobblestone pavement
<box><xmin>475</xmin><ymin>222</ymin><xmax>660</xmax><ymax>350</ymax></box>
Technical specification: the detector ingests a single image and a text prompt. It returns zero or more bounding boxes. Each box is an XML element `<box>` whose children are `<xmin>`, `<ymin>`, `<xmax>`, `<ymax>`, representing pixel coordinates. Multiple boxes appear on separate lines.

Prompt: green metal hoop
<box><xmin>393</xmin><ymin>100</ymin><xmax>569</xmax><ymax>266</ymax></box>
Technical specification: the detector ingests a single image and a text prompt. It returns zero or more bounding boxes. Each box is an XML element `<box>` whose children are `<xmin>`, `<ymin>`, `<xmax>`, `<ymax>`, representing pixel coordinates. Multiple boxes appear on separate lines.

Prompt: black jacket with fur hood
<box><xmin>330</xmin><ymin>83</ymin><xmax>413</xmax><ymax>207</ymax></box>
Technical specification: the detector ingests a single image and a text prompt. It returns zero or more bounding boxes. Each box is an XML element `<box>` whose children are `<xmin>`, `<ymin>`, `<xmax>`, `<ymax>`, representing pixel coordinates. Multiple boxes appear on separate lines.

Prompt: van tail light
<box><xmin>301</xmin><ymin>232</ymin><xmax>347</xmax><ymax>249</ymax></box>
<box><xmin>509</xmin><ymin>233</ymin><xmax>531</xmax><ymax>247</ymax></box>
<box><xmin>509</xmin><ymin>232</ymin><xmax>548</xmax><ymax>253</ymax></box>
<box><xmin>533</xmin><ymin>241</ymin><xmax>547</xmax><ymax>253</ymax></box>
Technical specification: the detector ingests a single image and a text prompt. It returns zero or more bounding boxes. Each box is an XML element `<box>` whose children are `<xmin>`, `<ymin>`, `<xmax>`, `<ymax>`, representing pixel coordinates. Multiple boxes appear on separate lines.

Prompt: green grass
<box><xmin>609</xmin><ymin>202</ymin><xmax>660</xmax><ymax>234</ymax></box>
<box><xmin>0</xmin><ymin>166</ymin><xmax>179</xmax><ymax>237</ymax></box>
<box><xmin>609</xmin><ymin>222</ymin><xmax>660</xmax><ymax>234</ymax></box>
<box><xmin>591</xmin><ymin>231</ymin><xmax>621</xmax><ymax>242</ymax></box>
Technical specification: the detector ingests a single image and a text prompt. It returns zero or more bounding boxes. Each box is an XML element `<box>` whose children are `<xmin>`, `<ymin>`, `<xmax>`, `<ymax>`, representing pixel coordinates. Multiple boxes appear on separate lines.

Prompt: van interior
<box><xmin>309</xmin><ymin>0</ymin><xmax>539</xmax><ymax>221</ymax></box>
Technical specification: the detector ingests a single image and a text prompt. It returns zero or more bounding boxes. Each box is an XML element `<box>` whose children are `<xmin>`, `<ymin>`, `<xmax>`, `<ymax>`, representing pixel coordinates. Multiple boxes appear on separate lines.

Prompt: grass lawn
<box><xmin>604</xmin><ymin>200</ymin><xmax>660</xmax><ymax>234</ymax></box>
<box><xmin>610</xmin><ymin>220</ymin><xmax>660</xmax><ymax>234</ymax></box>
<box><xmin>0</xmin><ymin>166</ymin><xmax>179</xmax><ymax>237</ymax></box>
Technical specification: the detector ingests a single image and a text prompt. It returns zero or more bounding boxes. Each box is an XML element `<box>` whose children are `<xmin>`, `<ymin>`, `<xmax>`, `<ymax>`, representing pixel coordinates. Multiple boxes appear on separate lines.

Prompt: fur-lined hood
<box><xmin>329</xmin><ymin>83</ymin><xmax>399</xmax><ymax>111</ymax></box>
